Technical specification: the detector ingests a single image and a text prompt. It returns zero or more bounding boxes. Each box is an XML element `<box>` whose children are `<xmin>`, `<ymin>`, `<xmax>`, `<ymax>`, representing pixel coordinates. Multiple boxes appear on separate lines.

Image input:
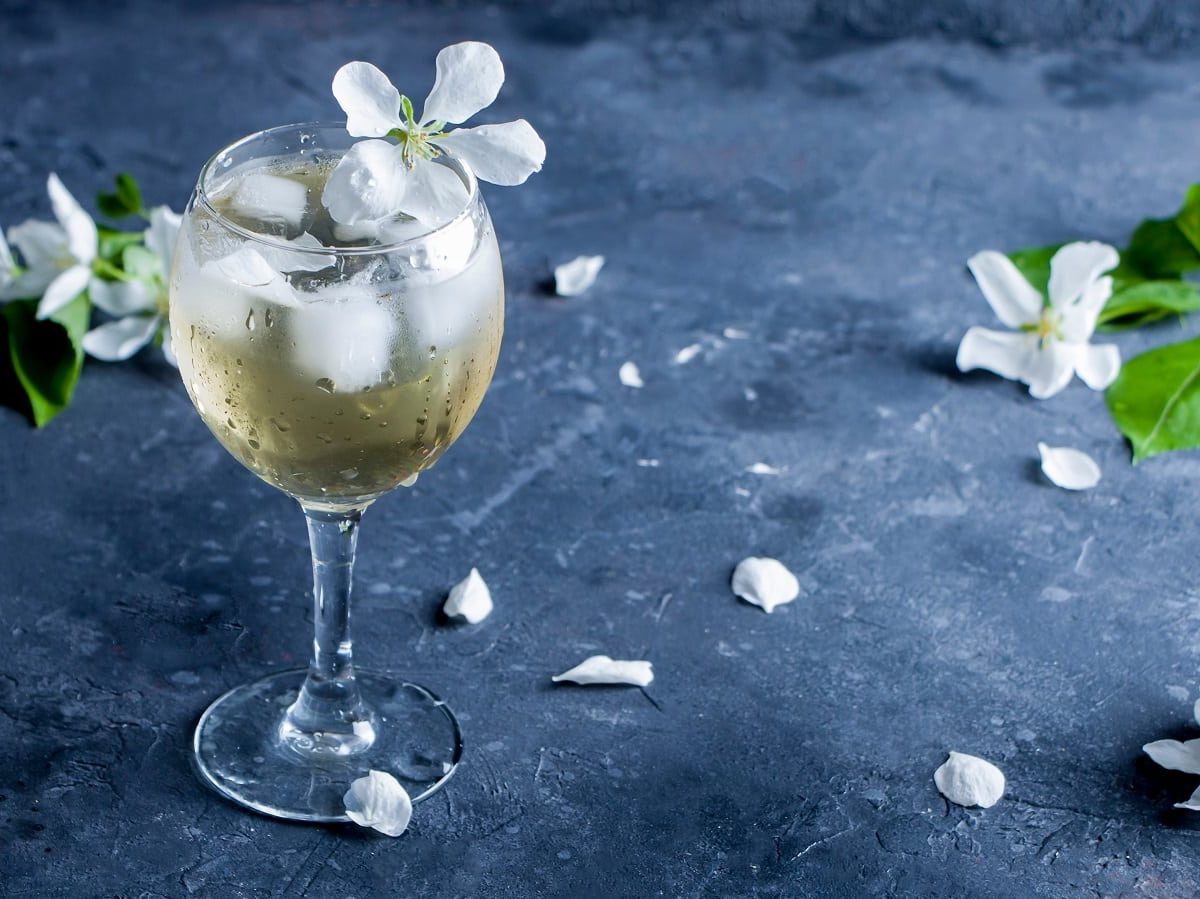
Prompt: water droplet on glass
<box><xmin>270</xmin><ymin>417</ymin><xmax>291</xmax><ymax>433</ymax></box>
<box><xmin>247</xmin><ymin>438</ymin><xmax>261</xmax><ymax>450</ymax></box>
<box><xmin>315</xmin><ymin>378</ymin><xmax>335</xmax><ymax>393</ymax></box>
<box><xmin>264</xmin><ymin>309</ymin><xmax>274</xmax><ymax>328</ymax></box>
<box><xmin>227</xmin><ymin>418</ymin><xmax>237</xmax><ymax>430</ymax></box>
<box><xmin>316</xmin><ymin>432</ymin><xmax>334</xmax><ymax>445</ymax></box>
<box><xmin>246</xmin><ymin>310</ymin><xmax>255</xmax><ymax>331</ymax></box>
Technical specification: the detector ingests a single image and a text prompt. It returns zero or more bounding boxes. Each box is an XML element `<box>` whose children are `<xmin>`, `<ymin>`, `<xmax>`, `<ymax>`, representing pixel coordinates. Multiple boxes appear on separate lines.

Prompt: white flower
<box><xmin>443</xmin><ymin>568</ymin><xmax>493</xmax><ymax>624</ymax></box>
<box><xmin>956</xmin><ymin>242</ymin><xmax>1121</xmax><ymax>399</ymax></box>
<box><xmin>552</xmin><ymin>655</ymin><xmax>654</xmax><ymax>687</ymax></box>
<box><xmin>554</xmin><ymin>255</ymin><xmax>604</xmax><ymax>296</ymax></box>
<box><xmin>1037</xmin><ymin>443</ymin><xmax>1101</xmax><ymax>490</ymax></box>
<box><xmin>5</xmin><ymin>174</ymin><xmax>98</xmax><ymax>319</ymax></box>
<box><xmin>323</xmin><ymin>43</ymin><xmax>546</xmax><ymax>227</ymax></box>
<box><xmin>343</xmin><ymin>770</ymin><xmax>413</xmax><ymax>837</ymax></box>
<box><xmin>731</xmin><ymin>556</ymin><xmax>800</xmax><ymax>613</ymax></box>
<box><xmin>0</xmin><ymin>230</ymin><xmax>14</xmax><ymax>297</ymax></box>
<box><xmin>83</xmin><ymin>206</ymin><xmax>181</xmax><ymax>365</ymax></box>
<box><xmin>933</xmin><ymin>751</ymin><xmax>1005</xmax><ymax>808</ymax></box>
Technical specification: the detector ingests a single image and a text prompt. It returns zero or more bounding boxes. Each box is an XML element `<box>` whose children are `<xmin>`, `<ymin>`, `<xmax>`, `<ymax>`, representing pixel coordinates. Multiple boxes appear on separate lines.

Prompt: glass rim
<box><xmin>194</xmin><ymin>120</ymin><xmax>481</xmax><ymax>257</ymax></box>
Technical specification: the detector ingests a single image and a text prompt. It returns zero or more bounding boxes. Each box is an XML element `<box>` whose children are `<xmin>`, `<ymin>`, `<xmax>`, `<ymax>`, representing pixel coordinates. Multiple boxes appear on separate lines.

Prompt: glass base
<box><xmin>192</xmin><ymin>669</ymin><xmax>463</xmax><ymax>822</ymax></box>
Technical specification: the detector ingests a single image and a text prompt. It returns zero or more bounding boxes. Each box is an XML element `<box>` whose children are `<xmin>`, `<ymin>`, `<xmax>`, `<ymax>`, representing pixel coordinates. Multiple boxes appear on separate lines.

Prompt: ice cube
<box><xmin>254</xmin><ymin>232</ymin><xmax>335</xmax><ymax>274</ymax></box>
<box><xmin>205</xmin><ymin>247</ymin><xmax>300</xmax><ymax>307</ymax></box>
<box><xmin>288</xmin><ymin>282</ymin><xmax>395</xmax><ymax>392</ymax></box>
<box><xmin>228</xmin><ymin>173</ymin><xmax>308</xmax><ymax>231</ymax></box>
<box><xmin>402</xmin><ymin>228</ymin><xmax>502</xmax><ymax>349</ymax></box>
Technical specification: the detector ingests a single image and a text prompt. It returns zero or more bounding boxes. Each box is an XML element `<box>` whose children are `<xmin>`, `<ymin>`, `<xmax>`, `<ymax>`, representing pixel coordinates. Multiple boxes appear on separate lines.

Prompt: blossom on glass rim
<box><xmin>323</xmin><ymin>42</ymin><xmax>546</xmax><ymax>227</ymax></box>
<box><xmin>83</xmin><ymin>206</ymin><xmax>181</xmax><ymax>365</ymax></box>
<box><xmin>956</xmin><ymin>242</ymin><xmax>1121</xmax><ymax>399</ymax></box>
<box><xmin>4</xmin><ymin>174</ymin><xmax>98</xmax><ymax>319</ymax></box>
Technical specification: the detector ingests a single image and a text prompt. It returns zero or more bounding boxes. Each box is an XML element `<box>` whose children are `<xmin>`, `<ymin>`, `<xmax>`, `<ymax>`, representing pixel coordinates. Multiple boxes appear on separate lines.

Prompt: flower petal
<box><xmin>82</xmin><ymin>314</ymin><xmax>160</xmax><ymax>361</ymax></box>
<box><xmin>618</xmin><ymin>361</ymin><xmax>643</xmax><ymax>388</ymax></box>
<box><xmin>434</xmin><ymin>120</ymin><xmax>546</xmax><ymax>186</ymax></box>
<box><xmin>1037</xmin><ymin>443</ymin><xmax>1101</xmax><ymax>491</ymax></box>
<box><xmin>343</xmin><ymin>770</ymin><xmax>413</xmax><ymax>837</ymax></box>
<box><xmin>1144</xmin><ymin>738</ymin><xmax>1200</xmax><ymax>775</ymax></box>
<box><xmin>144</xmin><ymin>205</ymin><xmax>182</xmax><ymax>274</ymax></box>
<box><xmin>731</xmin><ymin>556</ymin><xmax>800</xmax><ymax>613</ymax></box>
<box><xmin>47</xmin><ymin>173</ymin><xmax>97</xmax><ymax>264</ymax></box>
<box><xmin>1072</xmin><ymin>342</ymin><xmax>1120</xmax><ymax>391</ymax></box>
<box><xmin>398</xmin><ymin>158</ymin><xmax>469</xmax><ymax>227</ymax></box>
<box><xmin>333</xmin><ymin>61</ymin><xmax>405</xmax><ymax>138</ymax></box>
<box><xmin>933</xmin><ymin>751</ymin><xmax>1005</xmax><ymax>808</ymax></box>
<box><xmin>1175</xmin><ymin>784</ymin><xmax>1200</xmax><ymax>811</ymax></box>
<box><xmin>90</xmin><ymin>277</ymin><xmax>155</xmax><ymax>316</ymax></box>
<box><xmin>1048</xmin><ymin>241</ymin><xmax>1119</xmax><ymax>307</ymax></box>
<box><xmin>1024</xmin><ymin>340</ymin><xmax>1076</xmax><ymax>399</ymax></box>
<box><xmin>36</xmin><ymin>265</ymin><xmax>90</xmax><ymax>319</ymax></box>
<box><xmin>8</xmin><ymin>219</ymin><xmax>68</xmax><ymax>271</ymax></box>
<box><xmin>420</xmin><ymin>41</ymin><xmax>505</xmax><ymax>125</ymax></box>
<box><xmin>1059</xmin><ymin>275</ymin><xmax>1112</xmax><ymax>343</ymax></box>
<box><xmin>967</xmin><ymin>251</ymin><xmax>1043</xmax><ymax>328</ymax></box>
<box><xmin>554</xmin><ymin>255</ymin><xmax>604</xmax><ymax>297</ymax></box>
<box><xmin>955</xmin><ymin>327</ymin><xmax>1036</xmax><ymax>382</ymax></box>
<box><xmin>0</xmin><ymin>228</ymin><xmax>13</xmax><ymax>278</ymax></box>
<box><xmin>443</xmin><ymin>568</ymin><xmax>493</xmax><ymax>624</ymax></box>
<box><xmin>322</xmin><ymin>140</ymin><xmax>408</xmax><ymax>225</ymax></box>
<box><xmin>551</xmin><ymin>655</ymin><xmax>654</xmax><ymax>687</ymax></box>
<box><xmin>2</xmin><ymin>268</ymin><xmax>55</xmax><ymax>301</ymax></box>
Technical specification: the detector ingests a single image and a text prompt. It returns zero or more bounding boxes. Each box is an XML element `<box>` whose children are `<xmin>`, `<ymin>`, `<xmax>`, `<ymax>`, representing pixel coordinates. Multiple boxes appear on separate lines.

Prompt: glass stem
<box><xmin>278</xmin><ymin>504</ymin><xmax>376</xmax><ymax>757</ymax></box>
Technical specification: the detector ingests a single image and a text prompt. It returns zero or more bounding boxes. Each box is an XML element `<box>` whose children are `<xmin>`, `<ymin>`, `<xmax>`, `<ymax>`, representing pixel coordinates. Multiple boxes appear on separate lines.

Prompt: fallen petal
<box><xmin>731</xmin><ymin>557</ymin><xmax>799</xmax><ymax>613</ymax></box>
<box><xmin>723</xmin><ymin>327</ymin><xmax>748</xmax><ymax>339</ymax></box>
<box><xmin>552</xmin><ymin>655</ymin><xmax>653</xmax><ymax>687</ymax></box>
<box><xmin>1176</xmin><ymin>784</ymin><xmax>1200</xmax><ymax>811</ymax></box>
<box><xmin>674</xmin><ymin>343</ymin><xmax>702</xmax><ymax>365</ymax></box>
<box><xmin>443</xmin><ymin>567</ymin><xmax>493</xmax><ymax>624</ymax></box>
<box><xmin>1037</xmin><ymin>443</ymin><xmax>1101</xmax><ymax>491</ymax></box>
<box><xmin>934</xmin><ymin>751</ymin><xmax>1005</xmax><ymax>808</ymax></box>
<box><xmin>618</xmin><ymin>361</ymin><xmax>643</xmax><ymax>388</ymax></box>
<box><xmin>746</xmin><ymin>463</ymin><xmax>781</xmax><ymax>475</ymax></box>
<box><xmin>343</xmin><ymin>770</ymin><xmax>413</xmax><ymax>837</ymax></box>
<box><xmin>1144</xmin><ymin>738</ymin><xmax>1200</xmax><ymax>775</ymax></box>
<box><xmin>554</xmin><ymin>255</ymin><xmax>604</xmax><ymax>297</ymax></box>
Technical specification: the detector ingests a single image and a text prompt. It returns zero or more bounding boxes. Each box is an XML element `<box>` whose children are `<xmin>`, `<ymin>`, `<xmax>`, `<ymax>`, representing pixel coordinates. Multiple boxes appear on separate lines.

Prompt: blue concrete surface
<box><xmin>4</xmin><ymin>1</ymin><xmax>1200</xmax><ymax>896</ymax></box>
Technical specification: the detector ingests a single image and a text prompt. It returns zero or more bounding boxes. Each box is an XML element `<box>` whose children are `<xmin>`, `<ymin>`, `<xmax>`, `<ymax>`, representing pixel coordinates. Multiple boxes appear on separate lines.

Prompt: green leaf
<box><xmin>2</xmin><ymin>293</ymin><xmax>90</xmax><ymax>427</ymax></box>
<box><xmin>1175</xmin><ymin>184</ymin><xmax>1200</xmax><ymax>254</ymax></box>
<box><xmin>1097</xmin><ymin>280</ymin><xmax>1200</xmax><ymax>330</ymax></box>
<box><xmin>97</xmin><ymin>225</ymin><xmax>144</xmax><ymax>263</ymax></box>
<box><xmin>97</xmin><ymin>192</ymin><xmax>131</xmax><ymax>219</ymax></box>
<box><xmin>1123</xmin><ymin>217</ymin><xmax>1200</xmax><ymax>279</ymax></box>
<box><xmin>1007</xmin><ymin>243</ymin><xmax>1062</xmax><ymax>295</ymax></box>
<box><xmin>1106</xmin><ymin>335</ymin><xmax>1200</xmax><ymax>462</ymax></box>
<box><xmin>115</xmin><ymin>173</ymin><xmax>143</xmax><ymax>215</ymax></box>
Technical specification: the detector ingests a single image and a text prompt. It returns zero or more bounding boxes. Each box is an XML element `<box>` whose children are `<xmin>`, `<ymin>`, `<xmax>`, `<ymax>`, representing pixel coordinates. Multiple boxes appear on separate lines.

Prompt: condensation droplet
<box><xmin>315</xmin><ymin>378</ymin><xmax>335</xmax><ymax>393</ymax></box>
<box><xmin>246</xmin><ymin>310</ymin><xmax>255</xmax><ymax>331</ymax></box>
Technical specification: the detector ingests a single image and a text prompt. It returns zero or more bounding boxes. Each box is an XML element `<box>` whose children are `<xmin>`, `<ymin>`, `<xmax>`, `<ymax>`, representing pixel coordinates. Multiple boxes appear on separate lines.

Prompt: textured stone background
<box><xmin>4</xmin><ymin>1</ymin><xmax>1200</xmax><ymax>896</ymax></box>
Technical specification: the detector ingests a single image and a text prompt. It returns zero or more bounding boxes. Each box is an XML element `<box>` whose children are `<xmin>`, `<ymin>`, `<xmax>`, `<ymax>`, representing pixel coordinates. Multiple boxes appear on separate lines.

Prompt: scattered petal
<box><xmin>731</xmin><ymin>557</ymin><xmax>799</xmax><ymax>613</ymax></box>
<box><xmin>723</xmin><ymin>327</ymin><xmax>749</xmax><ymax>339</ymax></box>
<box><xmin>1144</xmin><ymin>739</ymin><xmax>1200</xmax><ymax>775</ymax></box>
<box><xmin>934</xmin><ymin>751</ymin><xmax>1005</xmax><ymax>808</ymax></box>
<box><xmin>47</xmin><ymin>173</ymin><xmax>97</xmax><ymax>265</ymax></box>
<box><xmin>636</xmin><ymin>458</ymin><xmax>660</xmax><ymax>467</ymax></box>
<box><xmin>36</xmin><ymin>265</ymin><xmax>90</xmax><ymax>319</ymax></box>
<box><xmin>552</xmin><ymin>655</ymin><xmax>653</xmax><ymax>687</ymax></box>
<box><xmin>343</xmin><ymin>770</ymin><xmax>413</xmax><ymax>837</ymax></box>
<box><xmin>82</xmin><ymin>314</ymin><xmax>161</xmax><ymax>361</ymax></box>
<box><xmin>434</xmin><ymin>119</ymin><xmax>546</xmax><ymax>186</ymax></box>
<box><xmin>1176</xmin><ymin>784</ymin><xmax>1200</xmax><ymax>811</ymax></box>
<box><xmin>443</xmin><ymin>567</ymin><xmax>493</xmax><ymax>624</ymax></box>
<box><xmin>673</xmin><ymin>343</ymin><xmax>702</xmax><ymax>365</ymax></box>
<box><xmin>966</xmin><ymin>251</ymin><xmax>1042</xmax><ymax>329</ymax></box>
<box><xmin>554</xmin><ymin>255</ymin><xmax>604</xmax><ymax>297</ymax></box>
<box><xmin>618</xmin><ymin>361</ymin><xmax>643</xmax><ymax>388</ymax></box>
<box><xmin>421</xmin><ymin>41</ymin><xmax>505</xmax><ymax>125</ymax></box>
<box><xmin>746</xmin><ymin>462</ymin><xmax>781</xmax><ymax>475</ymax></box>
<box><xmin>333</xmin><ymin>61</ymin><xmax>404</xmax><ymax>138</ymax></box>
<box><xmin>1037</xmin><ymin>443</ymin><xmax>1101</xmax><ymax>491</ymax></box>
<box><xmin>322</xmin><ymin>140</ymin><xmax>408</xmax><ymax>225</ymax></box>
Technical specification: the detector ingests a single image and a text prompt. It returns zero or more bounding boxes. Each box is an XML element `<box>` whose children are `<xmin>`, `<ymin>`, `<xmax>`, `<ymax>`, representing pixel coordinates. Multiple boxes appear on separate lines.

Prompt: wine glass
<box><xmin>169</xmin><ymin>122</ymin><xmax>503</xmax><ymax>821</ymax></box>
